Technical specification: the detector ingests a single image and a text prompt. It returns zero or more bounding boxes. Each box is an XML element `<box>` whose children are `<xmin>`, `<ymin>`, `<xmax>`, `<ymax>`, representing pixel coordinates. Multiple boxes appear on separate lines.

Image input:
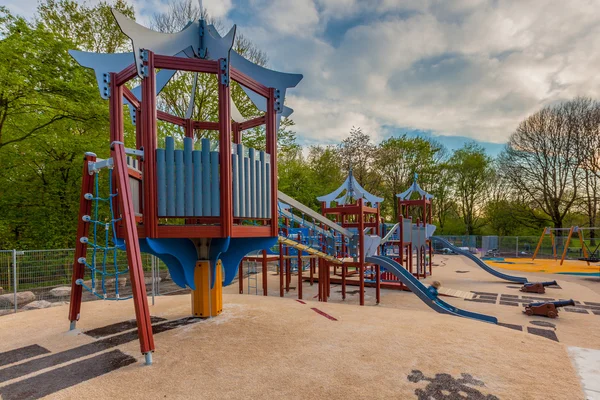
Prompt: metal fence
<box><xmin>434</xmin><ymin>234</ymin><xmax>588</xmax><ymax>259</ymax></box>
<box><xmin>0</xmin><ymin>248</ymin><xmax>186</xmax><ymax>315</ymax></box>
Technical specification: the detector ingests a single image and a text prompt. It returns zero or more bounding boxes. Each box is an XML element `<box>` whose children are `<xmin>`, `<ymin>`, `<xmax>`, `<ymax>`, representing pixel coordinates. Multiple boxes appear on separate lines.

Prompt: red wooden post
<box><xmin>233</xmin><ymin>122</ymin><xmax>241</xmax><ymax>144</ymax></box>
<box><xmin>262</xmin><ymin>249</ymin><xmax>268</xmax><ymax>296</ymax></box>
<box><xmin>110</xmin><ymin>79</ymin><xmax>154</xmax><ymax>359</ymax></box>
<box><xmin>266</xmin><ymin>88</ymin><xmax>278</xmax><ymax>237</ymax></box>
<box><xmin>218</xmin><ymin>59</ymin><xmax>233</xmax><ymax>238</ymax></box>
<box><xmin>68</xmin><ymin>153</ymin><xmax>96</xmax><ymax>326</ymax></box>
<box><xmin>238</xmin><ymin>261</ymin><xmax>243</xmax><ymax>294</ymax></box>
<box><xmin>375</xmin><ymin>264</ymin><xmax>381</xmax><ymax>304</ymax></box>
<box><xmin>297</xmin><ymin>249</ymin><xmax>302</xmax><ymax>300</ymax></box>
<box><xmin>310</xmin><ymin>257</ymin><xmax>314</xmax><ymax>286</ymax></box>
<box><xmin>141</xmin><ymin>51</ymin><xmax>158</xmax><ymax>238</ymax></box>
<box><xmin>358</xmin><ymin>199</ymin><xmax>365</xmax><ymax>306</ymax></box>
<box><xmin>341</xmin><ymin>263</ymin><xmax>346</xmax><ymax>300</ymax></box>
<box><xmin>184</xmin><ymin>118</ymin><xmax>194</xmax><ymax>139</ymax></box>
<box><xmin>279</xmin><ymin>242</ymin><xmax>284</xmax><ymax>297</ymax></box>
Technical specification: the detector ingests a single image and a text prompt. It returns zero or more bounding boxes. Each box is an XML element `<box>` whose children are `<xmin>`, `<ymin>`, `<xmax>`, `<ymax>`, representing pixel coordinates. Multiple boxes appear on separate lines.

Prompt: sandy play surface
<box><xmin>0</xmin><ymin>288</ymin><xmax>587</xmax><ymax>400</ymax></box>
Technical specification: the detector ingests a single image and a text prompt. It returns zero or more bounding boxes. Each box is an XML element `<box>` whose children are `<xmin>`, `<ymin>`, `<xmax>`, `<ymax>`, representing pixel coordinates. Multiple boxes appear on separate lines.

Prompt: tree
<box><xmin>374</xmin><ymin>135</ymin><xmax>445</xmax><ymax>219</ymax></box>
<box><xmin>448</xmin><ymin>142</ymin><xmax>493</xmax><ymax>235</ymax></box>
<box><xmin>0</xmin><ymin>2</ymin><xmax>128</xmax><ymax>248</ymax></box>
<box><xmin>499</xmin><ymin>100</ymin><xmax>582</xmax><ymax>231</ymax></box>
<box><xmin>338</xmin><ymin>126</ymin><xmax>378</xmax><ymax>191</ymax></box>
<box><xmin>572</xmin><ymin>97</ymin><xmax>600</xmax><ymax>244</ymax></box>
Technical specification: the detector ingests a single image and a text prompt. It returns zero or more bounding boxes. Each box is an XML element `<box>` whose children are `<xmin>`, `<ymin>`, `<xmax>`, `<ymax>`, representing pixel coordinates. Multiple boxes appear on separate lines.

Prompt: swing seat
<box><xmin>578</xmin><ymin>257</ymin><xmax>600</xmax><ymax>263</ymax></box>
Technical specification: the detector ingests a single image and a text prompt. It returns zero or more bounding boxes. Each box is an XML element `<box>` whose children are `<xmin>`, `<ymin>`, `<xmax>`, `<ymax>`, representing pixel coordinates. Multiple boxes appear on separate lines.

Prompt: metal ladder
<box><xmin>247</xmin><ymin>251</ymin><xmax>259</xmax><ymax>295</ymax></box>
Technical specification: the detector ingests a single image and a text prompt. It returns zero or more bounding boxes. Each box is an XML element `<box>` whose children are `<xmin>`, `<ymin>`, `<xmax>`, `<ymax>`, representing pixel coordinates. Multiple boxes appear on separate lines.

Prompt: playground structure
<box><xmin>67</xmin><ymin>9</ymin><xmax>302</xmax><ymax>364</ymax></box>
<box><xmin>391</xmin><ymin>173</ymin><xmax>435</xmax><ymax>278</ymax></box>
<box><xmin>532</xmin><ymin>226</ymin><xmax>600</xmax><ymax>265</ymax></box>
<box><xmin>64</xmin><ymin>8</ymin><xmax>513</xmax><ymax>366</ymax></box>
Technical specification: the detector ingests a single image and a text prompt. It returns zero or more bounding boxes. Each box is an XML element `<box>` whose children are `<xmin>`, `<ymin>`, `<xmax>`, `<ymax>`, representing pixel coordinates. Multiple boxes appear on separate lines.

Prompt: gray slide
<box><xmin>366</xmin><ymin>255</ymin><xmax>498</xmax><ymax>324</ymax></box>
<box><xmin>432</xmin><ymin>236</ymin><xmax>528</xmax><ymax>284</ymax></box>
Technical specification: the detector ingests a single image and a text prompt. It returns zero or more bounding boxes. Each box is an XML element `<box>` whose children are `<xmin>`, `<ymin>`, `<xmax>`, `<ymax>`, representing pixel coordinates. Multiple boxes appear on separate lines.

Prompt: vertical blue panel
<box><xmin>193</xmin><ymin>150</ymin><xmax>202</xmax><ymax>216</ymax></box>
<box><xmin>255</xmin><ymin>159</ymin><xmax>262</xmax><ymax>218</ymax></box>
<box><xmin>259</xmin><ymin>151</ymin><xmax>266</xmax><ymax>219</ymax></box>
<box><xmin>266</xmin><ymin>161</ymin><xmax>271</xmax><ymax>219</ymax></box>
<box><xmin>156</xmin><ymin>149</ymin><xmax>167</xmax><ymax>216</ymax></box>
<box><xmin>237</xmin><ymin>144</ymin><xmax>245</xmax><ymax>218</ymax></box>
<box><xmin>184</xmin><ymin>137</ymin><xmax>194</xmax><ymax>217</ymax></box>
<box><xmin>201</xmin><ymin>138</ymin><xmax>211</xmax><ymax>216</ymax></box>
<box><xmin>175</xmin><ymin>150</ymin><xmax>185</xmax><ymax>216</ymax></box>
<box><xmin>210</xmin><ymin>151</ymin><xmax>220</xmax><ymax>216</ymax></box>
<box><xmin>165</xmin><ymin>136</ymin><xmax>176</xmax><ymax>216</ymax></box>
<box><xmin>232</xmin><ymin>153</ymin><xmax>239</xmax><ymax>217</ymax></box>
<box><xmin>244</xmin><ymin>157</ymin><xmax>250</xmax><ymax>218</ymax></box>
<box><xmin>249</xmin><ymin>148</ymin><xmax>256</xmax><ymax>218</ymax></box>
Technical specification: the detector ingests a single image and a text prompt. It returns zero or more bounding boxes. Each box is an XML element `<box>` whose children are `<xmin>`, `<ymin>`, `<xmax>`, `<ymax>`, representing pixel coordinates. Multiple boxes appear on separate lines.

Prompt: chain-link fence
<box><xmin>433</xmin><ymin>234</ymin><xmax>589</xmax><ymax>260</ymax></box>
<box><xmin>0</xmin><ymin>248</ymin><xmax>187</xmax><ymax>315</ymax></box>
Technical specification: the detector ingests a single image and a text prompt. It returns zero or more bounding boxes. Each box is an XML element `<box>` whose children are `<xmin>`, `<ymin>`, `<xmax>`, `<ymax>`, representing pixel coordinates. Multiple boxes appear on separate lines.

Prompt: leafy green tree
<box><xmin>448</xmin><ymin>142</ymin><xmax>493</xmax><ymax>235</ymax></box>
<box><xmin>0</xmin><ymin>2</ymin><xmax>130</xmax><ymax>249</ymax></box>
<box><xmin>374</xmin><ymin>135</ymin><xmax>445</xmax><ymax>219</ymax></box>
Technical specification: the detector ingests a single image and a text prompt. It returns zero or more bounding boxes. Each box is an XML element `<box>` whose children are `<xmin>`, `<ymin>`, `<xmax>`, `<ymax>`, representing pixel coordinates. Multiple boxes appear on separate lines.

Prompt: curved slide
<box><xmin>365</xmin><ymin>255</ymin><xmax>497</xmax><ymax>324</ymax></box>
<box><xmin>431</xmin><ymin>236</ymin><xmax>528</xmax><ymax>284</ymax></box>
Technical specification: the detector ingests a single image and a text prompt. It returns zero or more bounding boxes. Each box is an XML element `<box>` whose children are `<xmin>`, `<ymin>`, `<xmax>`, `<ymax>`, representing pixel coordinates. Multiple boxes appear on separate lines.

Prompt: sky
<box><xmin>5</xmin><ymin>0</ymin><xmax>600</xmax><ymax>156</ymax></box>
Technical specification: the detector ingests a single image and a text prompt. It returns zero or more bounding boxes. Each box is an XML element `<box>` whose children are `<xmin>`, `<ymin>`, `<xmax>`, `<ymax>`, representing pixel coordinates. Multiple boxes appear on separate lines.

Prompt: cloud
<box><xmin>236</xmin><ymin>0</ymin><xmax>600</xmax><ymax>145</ymax></box>
<box><xmin>5</xmin><ymin>0</ymin><xmax>600</xmax><ymax>148</ymax></box>
<box><xmin>203</xmin><ymin>0</ymin><xmax>233</xmax><ymax>19</ymax></box>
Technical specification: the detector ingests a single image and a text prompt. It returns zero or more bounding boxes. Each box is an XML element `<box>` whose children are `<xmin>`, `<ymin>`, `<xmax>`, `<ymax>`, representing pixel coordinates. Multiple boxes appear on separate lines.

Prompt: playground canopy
<box><xmin>316</xmin><ymin>169</ymin><xmax>383</xmax><ymax>208</ymax></box>
<box><xmin>396</xmin><ymin>173</ymin><xmax>434</xmax><ymax>201</ymax></box>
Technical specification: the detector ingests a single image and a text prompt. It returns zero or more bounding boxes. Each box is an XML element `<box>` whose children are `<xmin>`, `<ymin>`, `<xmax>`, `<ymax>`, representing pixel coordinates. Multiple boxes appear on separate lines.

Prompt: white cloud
<box><xmin>237</xmin><ymin>0</ymin><xmax>600</xmax><ymax>145</ymax></box>
<box><xmin>203</xmin><ymin>0</ymin><xmax>233</xmax><ymax>19</ymax></box>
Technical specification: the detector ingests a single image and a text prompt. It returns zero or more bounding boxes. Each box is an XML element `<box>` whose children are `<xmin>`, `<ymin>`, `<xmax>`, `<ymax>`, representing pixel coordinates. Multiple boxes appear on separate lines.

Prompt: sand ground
<box><xmin>0</xmin><ymin>253</ymin><xmax>597</xmax><ymax>399</ymax></box>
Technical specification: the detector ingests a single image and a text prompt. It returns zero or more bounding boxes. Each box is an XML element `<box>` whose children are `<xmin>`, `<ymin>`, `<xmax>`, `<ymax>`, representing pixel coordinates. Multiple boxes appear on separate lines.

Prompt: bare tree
<box><xmin>499</xmin><ymin>100</ymin><xmax>583</xmax><ymax>231</ymax></box>
<box><xmin>573</xmin><ymin>97</ymin><xmax>600</xmax><ymax>244</ymax></box>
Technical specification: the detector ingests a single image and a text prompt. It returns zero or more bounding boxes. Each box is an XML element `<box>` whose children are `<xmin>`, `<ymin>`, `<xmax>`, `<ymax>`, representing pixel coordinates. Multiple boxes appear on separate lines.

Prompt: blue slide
<box><xmin>365</xmin><ymin>255</ymin><xmax>497</xmax><ymax>324</ymax></box>
<box><xmin>431</xmin><ymin>236</ymin><xmax>528</xmax><ymax>284</ymax></box>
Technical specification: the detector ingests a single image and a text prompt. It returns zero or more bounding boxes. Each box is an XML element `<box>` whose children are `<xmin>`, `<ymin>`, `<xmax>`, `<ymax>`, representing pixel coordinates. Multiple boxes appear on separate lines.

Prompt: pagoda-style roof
<box><xmin>317</xmin><ymin>169</ymin><xmax>383</xmax><ymax>208</ymax></box>
<box><xmin>396</xmin><ymin>173</ymin><xmax>433</xmax><ymax>201</ymax></box>
<box><xmin>68</xmin><ymin>6</ymin><xmax>302</xmax><ymax>130</ymax></box>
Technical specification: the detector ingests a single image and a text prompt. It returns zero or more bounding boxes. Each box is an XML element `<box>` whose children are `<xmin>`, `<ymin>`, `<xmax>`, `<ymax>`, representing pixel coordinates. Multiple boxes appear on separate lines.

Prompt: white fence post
<box><xmin>12</xmin><ymin>249</ymin><xmax>17</xmax><ymax>313</ymax></box>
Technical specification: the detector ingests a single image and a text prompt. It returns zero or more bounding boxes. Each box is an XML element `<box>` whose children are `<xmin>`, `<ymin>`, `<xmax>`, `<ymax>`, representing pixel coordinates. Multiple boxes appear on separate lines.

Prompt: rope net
<box><xmin>78</xmin><ymin>168</ymin><xmax>131</xmax><ymax>300</ymax></box>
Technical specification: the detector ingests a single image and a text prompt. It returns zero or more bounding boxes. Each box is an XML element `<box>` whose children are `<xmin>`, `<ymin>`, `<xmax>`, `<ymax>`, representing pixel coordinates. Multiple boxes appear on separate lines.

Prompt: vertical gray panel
<box><xmin>232</xmin><ymin>153</ymin><xmax>239</xmax><ymax>218</ymax></box>
<box><xmin>403</xmin><ymin>218</ymin><xmax>412</xmax><ymax>242</ymax></box>
<box><xmin>266</xmin><ymin>162</ymin><xmax>271</xmax><ymax>219</ymax></box>
<box><xmin>193</xmin><ymin>150</ymin><xmax>202</xmax><ymax>216</ymax></box>
<box><xmin>255</xmin><ymin>159</ymin><xmax>262</xmax><ymax>218</ymax></box>
<box><xmin>237</xmin><ymin>144</ymin><xmax>245</xmax><ymax>218</ymax></box>
<box><xmin>165</xmin><ymin>136</ymin><xmax>175</xmax><ymax>216</ymax></box>
<box><xmin>184</xmin><ymin>137</ymin><xmax>194</xmax><ymax>217</ymax></box>
<box><xmin>156</xmin><ymin>149</ymin><xmax>166</xmax><ymax>216</ymax></box>
<box><xmin>249</xmin><ymin>148</ymin><xmax>256</xmax><ymax>218</ymax></box>
<box><xmin>260</xmin><ymin>151</ymin><xmax>266</xmax><ymax>219</ymax></box>
<box><xmin>244</xmin><ymin>157</ymin><xmax>250</xmax><ymax>218</ymax></box>
<box><xmin>201</xmin><ymin>138</ymin><xmax>211</xmax><ymax>216</ymax></box>
<box><xmin>175</xmin><ymin>150</ymin><xmax>184</xmax><ymax>217</ymax></box>
<box><xmin>210</xmin><ymin>151</ymin><xmax>220</xmax><ymax>216</ymax></box>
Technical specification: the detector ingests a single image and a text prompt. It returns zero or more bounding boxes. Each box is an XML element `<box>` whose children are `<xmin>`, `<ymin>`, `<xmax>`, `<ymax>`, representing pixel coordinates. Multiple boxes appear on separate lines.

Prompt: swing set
<box><xmin>532</xmin><ymin>226</ymin><xmax>600</xmax><ymax>265</ymax></box>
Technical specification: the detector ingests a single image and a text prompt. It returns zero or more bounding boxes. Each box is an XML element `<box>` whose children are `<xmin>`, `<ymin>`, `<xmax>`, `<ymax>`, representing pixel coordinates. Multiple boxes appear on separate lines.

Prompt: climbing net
<box><xmin>77</xmin><ymin>167</ymin><xmax>130</xmax><ymax>300</ymax></box>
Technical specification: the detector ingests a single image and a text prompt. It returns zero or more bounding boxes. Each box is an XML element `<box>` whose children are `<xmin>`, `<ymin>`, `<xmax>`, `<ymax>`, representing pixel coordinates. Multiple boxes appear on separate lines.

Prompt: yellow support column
<box><xmin>191</xmin><ymin>260</ymin><xmax>223</xmax><ymax>318</ymax></box>
<box><xmin>192</xmin><ymin>261</ymin><xmax>210</xmax><ymax>318</ymax></box>
<box><xmin>211</xmin><ymin>260</ymin><xmax>223</xmax><ymax>316</ymax></box>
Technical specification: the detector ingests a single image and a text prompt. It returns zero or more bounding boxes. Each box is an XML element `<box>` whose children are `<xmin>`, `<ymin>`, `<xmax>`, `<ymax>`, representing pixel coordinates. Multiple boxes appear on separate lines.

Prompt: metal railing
<box><xmin>0</xmin><ymin>248</ymin><xmax>186</xmax><ymax>315</ymax></box>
